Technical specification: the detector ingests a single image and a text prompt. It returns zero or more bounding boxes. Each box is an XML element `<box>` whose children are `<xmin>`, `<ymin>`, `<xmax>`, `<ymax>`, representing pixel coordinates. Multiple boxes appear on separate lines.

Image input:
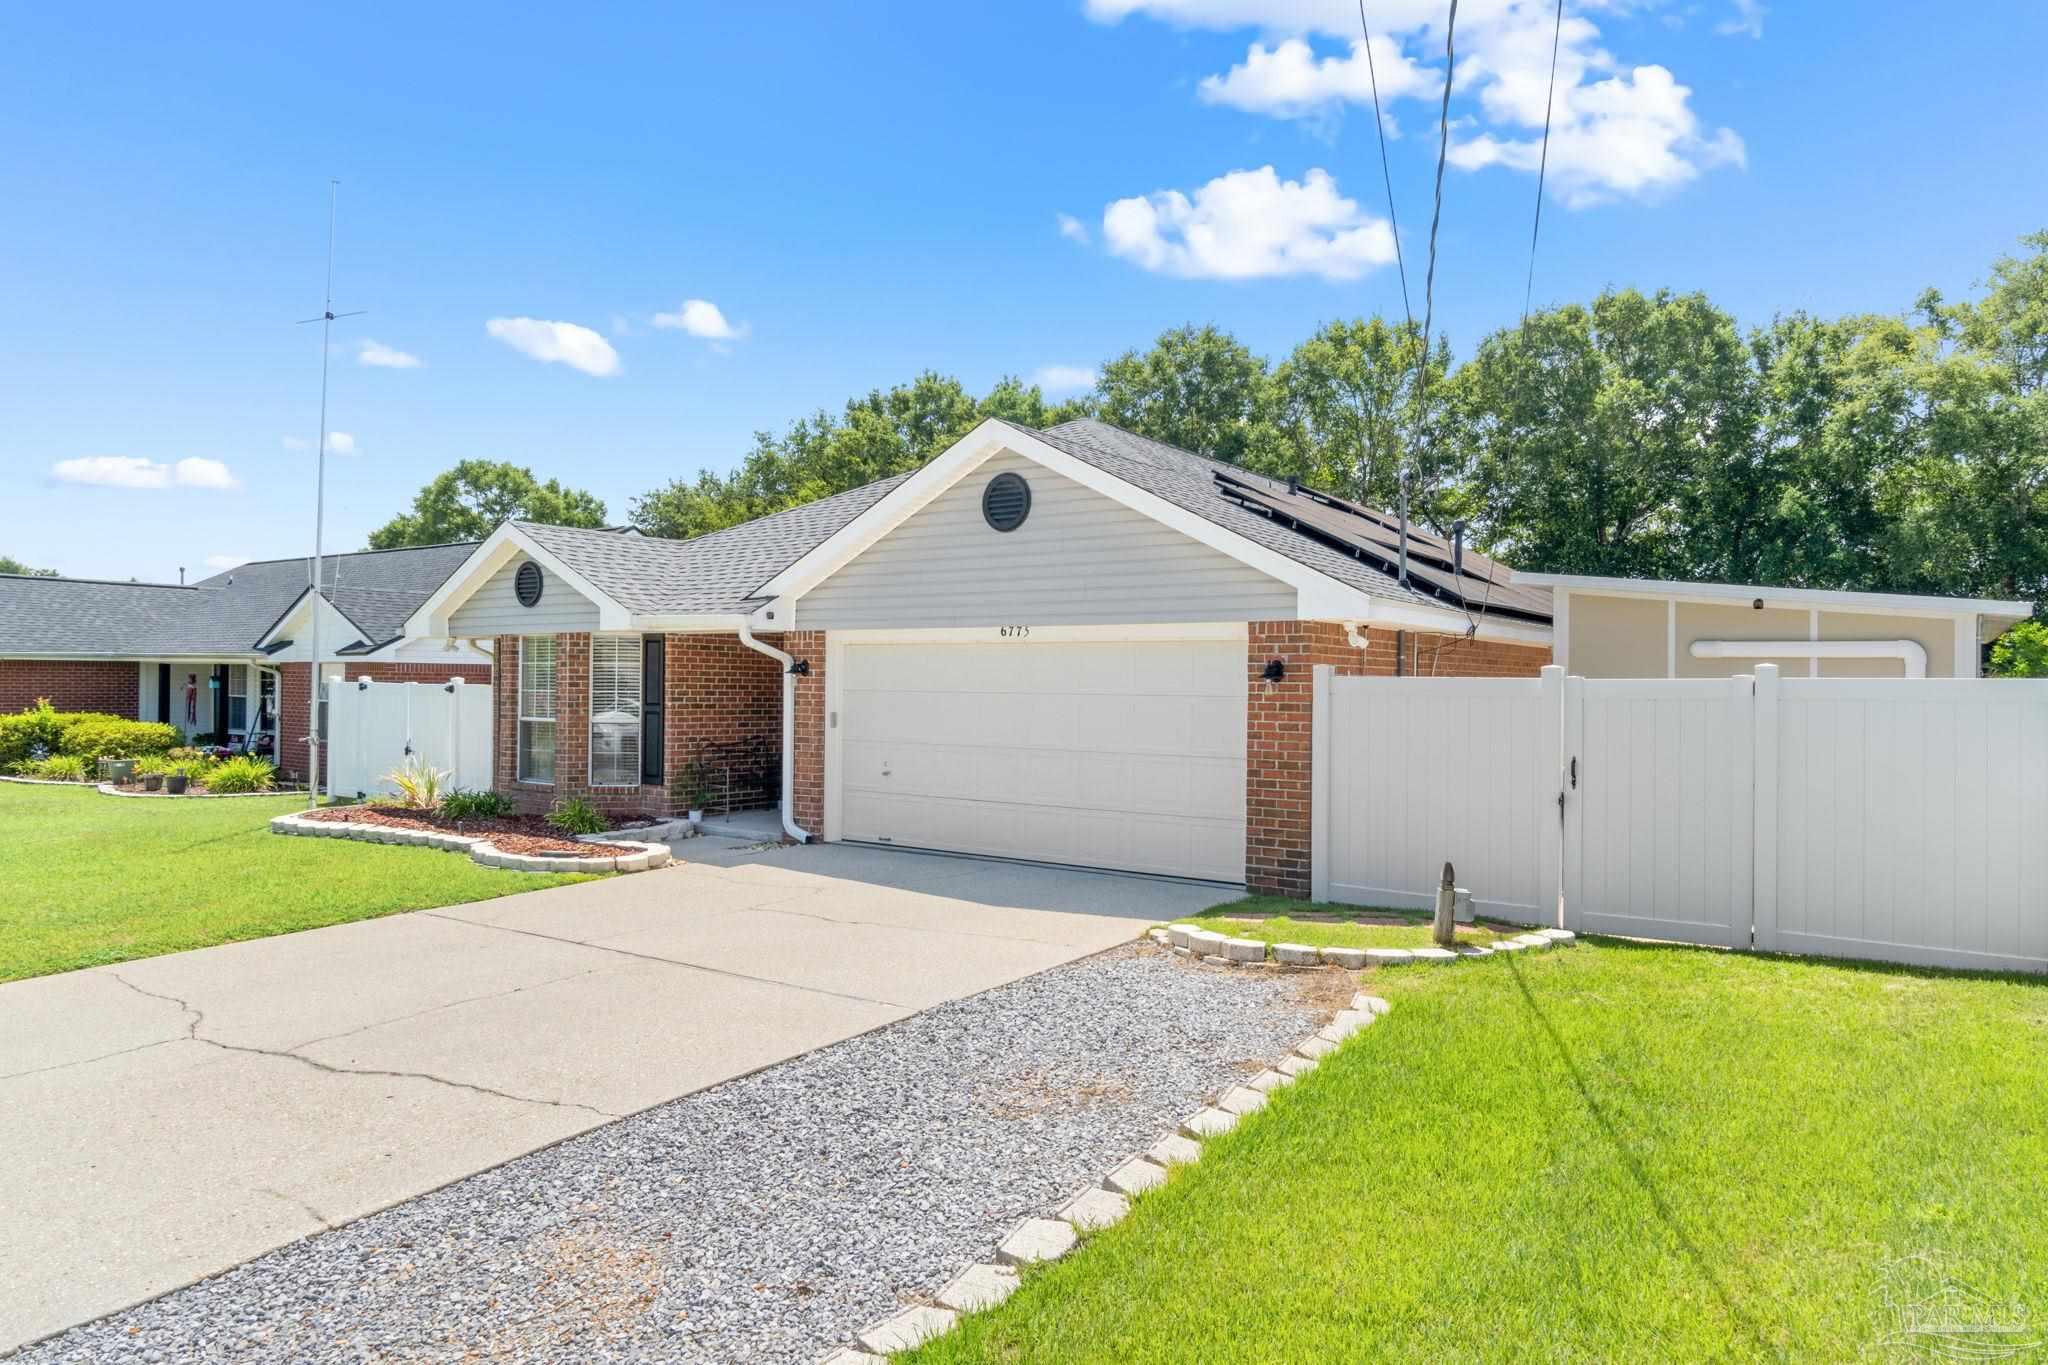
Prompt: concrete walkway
<box><xmin>0</xmin><ymin>839</ymin><xmax>1222</xmax><ymax>1353</ymax></box>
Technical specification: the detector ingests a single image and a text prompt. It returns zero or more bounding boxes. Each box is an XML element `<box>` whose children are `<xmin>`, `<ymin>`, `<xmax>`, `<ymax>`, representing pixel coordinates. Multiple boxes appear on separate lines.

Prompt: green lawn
<box><xmin>910</xmin><ymin>938</ymin><xmax>2048</xmax><ymax>1363</ymax></box>
<box><xmin>0</xmin><ymin>783</ymin><xmax>600</xmax><ymax>982</ymax></box>
<box><xmin>1175</xmin><ymin>895</ymin><xmax>1517</xmax><ymax>950</ymax></box>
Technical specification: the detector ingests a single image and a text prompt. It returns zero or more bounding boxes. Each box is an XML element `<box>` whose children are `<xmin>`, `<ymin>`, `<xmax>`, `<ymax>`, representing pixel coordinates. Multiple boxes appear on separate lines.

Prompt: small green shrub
<box><xmin>21</xmin><ymin>754</ymin><xmax>89</xmax><ymax>782</ymax></box>
<box><xmin>59</xmin><ymin>716</ymin><xmax>180</xmax><ymax>765</ymax></box>
<box><xmin>383</xmin><ymin>755</ymin><xmax>450</xmax><ymax>811</ymax></box>
<box><xmin>440</xmin><ymin>789</ymin><xmax>516</xmax><ymax>820</ymax></box>
<box><xmin>0</xmin><ymin>700</ymin><xmax>68</xmax><ymax>771</ymax></box>
<box><xmin>1990</xmin><ymin>619</ymin><xmax>2048</xmax><ymax>677</ymax></box>
<box><xmin>133</xmin><ymin>754</ymin><xmax>172</xmax><ymax>777</ymax></box>
<box><xmin>163</xmin><ymin>749</ymin><xmax>220</xmax><ymax>783</ymax></box>
<box><xmin>545</xmin><ymin>795</ymin><xmax>608</xmax><ymax>836</ymax></box>
<box><xmin>204</xmin><ymin>756</ymin><xmax>276</xmax><ymax>794</ymax></box>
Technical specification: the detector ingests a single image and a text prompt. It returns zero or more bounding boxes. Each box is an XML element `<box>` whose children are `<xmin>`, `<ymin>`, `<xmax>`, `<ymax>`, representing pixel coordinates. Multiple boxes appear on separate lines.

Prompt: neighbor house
<box><xmin>405</xmin><ymin>418</ymin><xmax>1556</xmax><ymax>895</ymax></box>
<box><xmin>0</xmin><ymin>543</ymin><xmax>492</xmax><ymax>781</ymax></box>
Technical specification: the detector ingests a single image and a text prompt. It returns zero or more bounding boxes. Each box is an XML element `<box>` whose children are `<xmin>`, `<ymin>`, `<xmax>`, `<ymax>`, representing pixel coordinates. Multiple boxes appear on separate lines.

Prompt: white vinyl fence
<box><xmin>1313</xmin><ymin>663</ymin><xmax>2048</xmax><ymax>973</ymax></box>
<box><xmin>325</xmin><ymin>677</ymin><xmax>493</xmax><ymax>799</ymax></box>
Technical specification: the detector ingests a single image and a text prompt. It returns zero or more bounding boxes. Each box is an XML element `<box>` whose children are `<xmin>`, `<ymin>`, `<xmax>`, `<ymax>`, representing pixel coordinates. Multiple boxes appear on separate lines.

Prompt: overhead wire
<box><xmin>1522</xmin><ymin>0</ymin><xmax>1566</xmax><ymax>325</ymax></box>
<box><xmin>1356</xmin><ymin>0</ymin><xmax>1413</xmax><ymax>332</ymax></box>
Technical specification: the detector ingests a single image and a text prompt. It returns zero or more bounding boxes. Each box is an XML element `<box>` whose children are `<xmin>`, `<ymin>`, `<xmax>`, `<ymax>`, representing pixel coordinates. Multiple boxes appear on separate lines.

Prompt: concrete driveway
<box><xmin>0</xmin><ymin>838</ymin><xmax>1223</xmax><ymax>1353</ymax></box>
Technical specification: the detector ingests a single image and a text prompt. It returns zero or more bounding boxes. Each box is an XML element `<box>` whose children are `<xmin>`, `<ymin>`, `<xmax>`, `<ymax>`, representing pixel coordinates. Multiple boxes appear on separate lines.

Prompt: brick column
<box><xmin>665</xmin><ymin>634</ymin><xmax>783</xmax><ymax>815</ymax></box>
<box><xmin>783</xmin><ymin>630</ymin><xmax>827</xmax><ymax>840</ymax></box>
<box><xmin>1246</xmin><ymin>621</ymin><xmax>1369</xmax><ymax>899</ymax></box>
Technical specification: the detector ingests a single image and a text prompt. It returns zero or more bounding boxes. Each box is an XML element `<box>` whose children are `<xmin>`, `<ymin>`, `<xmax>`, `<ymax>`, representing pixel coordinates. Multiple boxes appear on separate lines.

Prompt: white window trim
<box><xmin>587</xmin><ymin>634</ymin><xmax>644</xmax><ymax>789</ymax></box>
<box><xmin>517</xmin><ymin>636</ymin><xmax>557</xmax><ymax>786</ymax></box>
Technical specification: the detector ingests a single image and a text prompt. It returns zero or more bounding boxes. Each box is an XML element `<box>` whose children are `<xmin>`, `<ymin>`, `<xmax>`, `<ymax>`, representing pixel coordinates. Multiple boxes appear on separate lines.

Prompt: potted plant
<box><xmin>143</xmin><ymin>770</ymin><xmax>163</xmax><ymax>792</ymax></box>
<box><xmin>675</xmin><ymin>760</ymin><xmax>712</xmax><ymax>825</ymax></box>
<box><xmin>165</xmin><ymin>771</ymin><xmax>189</xmax><ymax>794</ymax></box>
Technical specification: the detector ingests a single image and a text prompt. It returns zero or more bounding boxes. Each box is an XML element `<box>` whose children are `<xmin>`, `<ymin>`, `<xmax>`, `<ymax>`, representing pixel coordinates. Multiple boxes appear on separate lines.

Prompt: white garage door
<box><xmin>837</xmin><ymin>637</ymin><xmax>1246</xmax><ymax>882</ymax></box>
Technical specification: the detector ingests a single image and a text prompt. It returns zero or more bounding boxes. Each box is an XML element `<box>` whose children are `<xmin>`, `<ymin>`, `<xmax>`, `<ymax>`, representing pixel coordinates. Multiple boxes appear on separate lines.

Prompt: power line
<box><xmin>1356</xmin><ymin>0</ymin><xmax>1412</xmax><ymax>331</ymax></box>
<box><xmin>1521</xmin><ymin>0</ymin><xmax>1566</xmax><ymax>324</ymax></box>
<box><xmin>1418</xmin><ymin>0</ymin><xmax>1459</xmax><ymax>380</ymax></box>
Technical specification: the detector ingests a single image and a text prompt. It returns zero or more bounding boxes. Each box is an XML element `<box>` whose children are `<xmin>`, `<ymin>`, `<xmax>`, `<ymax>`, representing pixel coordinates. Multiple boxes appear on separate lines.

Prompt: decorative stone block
<box><xmin>1247</xmin><ymin>1068</ymin><xmax>1292</xmax><ymax>1093</ymax></box>
<box><xmin>1318</xmin><ymin>1010</ymin><xmax>1372</xmax><ymax>1043</ymax></box>
<box><xmin>1491</xmin><ymin>938</ymin><xmax>1529</xmax><ymax>952</ymax></box>
<box><xmin>856</xmin><ymin>1304</ymin><xmax>958</xmax><ymax>1354</ymax></box>
<box><xmin>1147</xmin><ymin>1132</ymin><xmax>1202</xmax><ymax>1166</ymax></box>
<box><xmin>1362</xmin><ymin>947</ymin><xmax>1414</xmax><ymax>965</ymax></box>
<box><xmin>1272</xmin><ymin>942</ymin><xmax>1321</xmax><ymax>966</ymax></box>
<box><xmin>1103</xmin><ymin>1156</ymin><xmax>1168</xmax><ymax>1197</ymax></box>
<box><xmin>1201</xmin><ymin>955</ymin><xmax>1234</xmax><ymax>968</ymax></box>
<box><xmin>996</xmin><ymin>1217</ymin><xmax>1077</xmax><ymax>1266</ymax></box>
<box><xmin>1181</xmin><ymin>1107</ymin><xmax>1239</xmax><ymax>1140</ymax></box>
<box><xmin>817</xmin><ymin>1350</ymin><xmax>887</xmax><ymax>1365</ymax></box>
<box><xmin>1148</xmin><ymin>928</ymin><xmax>1171</xmax><ymax>946</ymax></box>
<box><xmin>1538</xmin><ymin>928</ymin><xmax>1577</xmax><ymax>943</ymax></box>
<box><xmin>1511</xmin><ymin>934</ymin><xmax>1553</xmax><ymax>950</ymax></box>
<box><xmin>935</xmin><ymin>1262</ymin><xmax>1019</xmax><ymax>1313</ymax></box>
<box><xmin>1172</xmin><ymin>946</ymin><xmax>1194</xmax><ymax>958</ymax></box>
<box><xmin>645</xmin><ymin>845</ymin><xmax>673</xmax><ymax>868</ymax></box>
<box><xmin>1277</xmin><ymin>1053</ymin><xmax>1317</xmax><ymax>1078</ymax></box>
<box><xmin>1217</xmin><ymin>1085</ymin><xmax>1267</xmax><ymax>1117</ymax></box>
<box><xmin>1185</xmin><ymin>929</ymin><xmax>1228</xmax><ymax>953</ymax></box>
<box><xmin>1320</xmin><ymin>946</ymin><xmax>1367</xmax><ymax>969</ymax></box>
<box><xmin>1221</xmin><ymin>937</ymin><xmax>1266</xmax><ymax>964</ymax></box>
<box><xmin>1166</xmin><ymin>924</ymin><xmax>1195</xmax><ymax>950</ymax></box>
<box><xmin>1411</xmin><ymin>947</ymin><xmax>1457</xmax><ymax>964</ymax></box>
<box><xmin>614</xmin><ymin>851</ymin><xmax>652</xmax><ymax>872</ymax></box>
<box><xmin>1294</xmin><ymin>1035</ymin><xmax>1336</xmax><ymax>1061</ymax></box>
<box><xmin>1351</xmin><ymin>993</ymin><xmax>1389</xmax><ymax>1014</ymax></box>
<box><xmin>1455</xmin><ymin>943</ymin><xmax>1494</xmax><ymax>956</ymax></box>
<box><xmin>1059</xmin><ymin>1186</ymin><xmax>1132</xmax><ymax>1232</ymax></box>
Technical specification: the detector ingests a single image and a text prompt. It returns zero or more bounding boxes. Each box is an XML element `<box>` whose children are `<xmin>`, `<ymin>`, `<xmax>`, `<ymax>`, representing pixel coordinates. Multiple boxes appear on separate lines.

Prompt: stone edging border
<box><xmin>96</xmin><ymin>781</ymin><xmax>302</xmax><ymax>800</ymax></box>
<box><xmin>820</xmin><ymin>982</ymin><xmax>1404</xmax><ymax>1363</ymax></box>
<box><xmin>1163</xmin><ymin>922</ymin><xmax>1576</xmax><ymax>968</ymax></box>
<box><xmin>267</xmin><ymin>812</ymin><xmax>672</xmax><ymax>874</ymax></box>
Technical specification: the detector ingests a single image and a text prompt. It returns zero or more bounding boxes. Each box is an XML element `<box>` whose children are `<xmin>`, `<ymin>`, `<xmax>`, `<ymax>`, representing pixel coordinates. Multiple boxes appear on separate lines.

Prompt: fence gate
<box><xmin>325</xmin><ymin>677</ymin><xmax>493</xmax><ymax>798</ymax></box>
<box><xmin>1312</xmin><ymin>667</ymin><xmax>1562</xmax><ymax>927</ymax></box>
<box><xmin>1561</xmin><ymin>676</ymin><xmax>1753</xmax><ymax>947</ymax></box>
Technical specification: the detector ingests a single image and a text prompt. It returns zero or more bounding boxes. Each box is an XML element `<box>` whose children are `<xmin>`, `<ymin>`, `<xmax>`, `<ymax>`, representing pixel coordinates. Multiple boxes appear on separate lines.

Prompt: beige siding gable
<box><xmin>448</xmin><ymin>554</ymin><xmax>600</xmax><ymax>636</ymax></box>
<box><xmin>794</xmin><ymin>450</ymin><xmax>1296</xmax><ymax>629</ymax></box>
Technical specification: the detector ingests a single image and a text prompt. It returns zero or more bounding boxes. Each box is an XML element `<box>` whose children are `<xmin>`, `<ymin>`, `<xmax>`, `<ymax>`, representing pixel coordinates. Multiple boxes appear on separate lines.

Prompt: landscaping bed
<box><xmin>303</xmin><ymin>805</ymin><xmax>639</xmax><ymax>857</ymax></box>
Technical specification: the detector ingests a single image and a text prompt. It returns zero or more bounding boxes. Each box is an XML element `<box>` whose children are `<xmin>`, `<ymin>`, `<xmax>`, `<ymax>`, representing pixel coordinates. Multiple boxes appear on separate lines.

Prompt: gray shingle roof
<box><xmin>1011</xmin><ymin>420</ymin><xmax>1448</xmax><ymax>612</ymax></box>
<box><xmin>515</xmin><ymin>476</ymin><xmax>911</xmax><ymax>615</ymax></box>
<box><xmin>0</xmin><ymin>542</ymin><xmax>477</xmax><ymax>658</ymax></box>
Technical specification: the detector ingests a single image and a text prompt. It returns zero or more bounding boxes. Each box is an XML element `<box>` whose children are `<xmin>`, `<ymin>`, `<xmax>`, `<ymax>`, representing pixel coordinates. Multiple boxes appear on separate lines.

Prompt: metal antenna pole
<box><xmin>296</xmin><ymin>181</ymin><xmax>367</xmax><ymax>807</ymax></box>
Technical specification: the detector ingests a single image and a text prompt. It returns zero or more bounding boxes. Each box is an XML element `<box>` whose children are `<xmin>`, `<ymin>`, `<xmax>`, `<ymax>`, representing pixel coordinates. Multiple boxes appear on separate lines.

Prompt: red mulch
<box><xmin>304</xmin><ymin>805</ymin><xmax>640</xmax><ymax>857</ymax></box>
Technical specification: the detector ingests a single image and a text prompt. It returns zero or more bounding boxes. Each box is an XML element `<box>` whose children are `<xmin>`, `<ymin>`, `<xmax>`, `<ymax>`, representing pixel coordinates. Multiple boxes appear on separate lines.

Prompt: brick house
<box><xmin>0</xmin><ymin>545</ymin><xmax>490</xmax><ymax>783</ymax></box>
<box><xmin>407</xmin><ymin>419</ymin><xmax>1553</xmax><ymax>896</ymax></box>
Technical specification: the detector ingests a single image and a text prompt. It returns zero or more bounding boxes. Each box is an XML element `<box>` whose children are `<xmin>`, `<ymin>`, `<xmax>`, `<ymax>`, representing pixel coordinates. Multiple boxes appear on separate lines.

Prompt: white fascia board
<box><xmin>624</xmin><ymin>613</ymin><xmax>753</xmax><ymax>634</ymax></box>
<box><xmin>253</xmin><ymin>597</ymin><xmax>369</xmax><ymax>663</ymax></box>
<box><xmin>757</xmin><ymin>418</ymin><xmax>1541</xmax><ymax>639</ymax></box>
<box><xmin>1510</xmin><ymin>571</ymin><xmax>2031</xmax><ymax>619</ymax></box>
<box><xmin>827</xmin><ymin>622</ymin><xmax>1250</xmax><ymax>645</ymax></box>
<box><xmin>405</xmin><ymin>523</ymin><xmax>632</xmax><ymax>638</ymax></box>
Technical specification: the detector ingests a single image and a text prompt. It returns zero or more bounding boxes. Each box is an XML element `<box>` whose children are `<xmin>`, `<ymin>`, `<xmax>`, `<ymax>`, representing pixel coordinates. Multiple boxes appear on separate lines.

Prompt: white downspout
<box><xmin>1689</xmin><ymin>638</ymin><xmax>1929</xmax><ymax>678</ymax></box>
<box><xmin>735</xmin><ymin>619</ymin><xmax>812</xmax><ymax>843</ymax></box>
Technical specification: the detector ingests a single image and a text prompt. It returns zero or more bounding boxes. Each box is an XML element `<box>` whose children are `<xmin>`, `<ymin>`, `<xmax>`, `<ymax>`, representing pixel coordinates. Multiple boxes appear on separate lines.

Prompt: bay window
<box><xmin>518</xmin><ymin>636</ymin><xmax>556</xmax><ymax>784</ymax></box>
<box><xmin>589</xmin><ymin>635</ymin><xmax>643</xmax><ymax>787</ymax></box>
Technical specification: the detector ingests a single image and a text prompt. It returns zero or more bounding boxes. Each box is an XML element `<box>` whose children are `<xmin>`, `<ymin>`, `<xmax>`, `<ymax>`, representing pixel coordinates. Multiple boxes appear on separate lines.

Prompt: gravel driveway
<box><xmin>19</xmin><ymin>945</ymin><xmax>1328</xmax><ymax>1364</ymax></box>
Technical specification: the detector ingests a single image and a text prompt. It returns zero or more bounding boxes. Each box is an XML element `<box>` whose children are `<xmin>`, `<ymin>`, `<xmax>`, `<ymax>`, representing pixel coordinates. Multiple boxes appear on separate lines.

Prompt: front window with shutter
<box><xmin>517</xmin><ymin>637</ymin><xmax>557</xmax><ymax>784</ymax></box>
<box><xmin>589</xmin><ymin>635</ymin><xmax>643</xmax><ymax>788</ymax></box>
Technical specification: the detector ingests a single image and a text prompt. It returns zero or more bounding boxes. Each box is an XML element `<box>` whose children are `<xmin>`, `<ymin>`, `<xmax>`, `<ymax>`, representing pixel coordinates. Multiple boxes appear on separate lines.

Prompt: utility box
<box><xmin>1454</xmin><ymin>887</ymin><xmax>1474</xmax><ymax>924</ymax></box>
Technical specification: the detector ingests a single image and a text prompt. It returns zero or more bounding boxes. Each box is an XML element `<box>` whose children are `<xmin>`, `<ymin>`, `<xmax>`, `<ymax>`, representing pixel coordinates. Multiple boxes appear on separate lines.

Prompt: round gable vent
<box><xmin>514</xmin><ymin>560</ymin><xmax>545</xmax><ymax>607</ymax></box>
<box><xmin>982</xmin><ymin>471</ymin><xmax>1032</xmax><ymax>532</ymax></box>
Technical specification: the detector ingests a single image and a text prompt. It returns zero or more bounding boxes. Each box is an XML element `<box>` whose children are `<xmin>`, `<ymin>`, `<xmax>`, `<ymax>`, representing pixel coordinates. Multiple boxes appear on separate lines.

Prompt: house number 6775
<box><xmin>999</xmin><ymin>625</ymin><xmax>1031</xmax><ymax>638</ymax></box>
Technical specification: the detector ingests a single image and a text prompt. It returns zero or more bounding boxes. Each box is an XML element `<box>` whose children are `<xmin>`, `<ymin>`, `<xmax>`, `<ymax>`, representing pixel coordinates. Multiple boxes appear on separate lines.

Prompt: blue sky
<box><xmin>5</xmin><ymin>1</ymin><xmax>2046</xmax><ymax>583</ymax></box>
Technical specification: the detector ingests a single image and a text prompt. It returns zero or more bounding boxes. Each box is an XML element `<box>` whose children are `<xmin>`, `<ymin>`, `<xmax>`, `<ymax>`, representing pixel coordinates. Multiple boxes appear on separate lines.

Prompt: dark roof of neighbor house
<box><xmin>509</xmin><ymin>419</ymin><xmax>1549</xmax><ymax>624</ymax></box>
<box><xmin>0</xmin><ymin>541</ymin><xmax>478</xmax><ymax>658</ymax></box>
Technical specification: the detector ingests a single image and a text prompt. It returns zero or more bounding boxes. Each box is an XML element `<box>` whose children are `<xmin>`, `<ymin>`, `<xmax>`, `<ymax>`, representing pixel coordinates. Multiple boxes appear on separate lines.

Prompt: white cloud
<box><xmin>1717</xmin><ymin>0</ymin><xmax>1765</xmax><ymax>38</ymax></box>
<box><xmin>1088</xmin><ymin>0</ymin><xmax>1743</xmax><ymax>206</ymax></box>
<box><xmin>204</xmin><ymin>554</ymin><xmax>250</xmax><ymax>571</ymax></box>
<box><xmin>1447</xmin><ymin>64</ymin><xmax>1746</xmax><ymax>207</ymax></box>
<box><xmin>1056</xmin><ymin>213</ymin><xmax>1091</xmax><ymax>245</ymax></box>
<box><xmin>484</xmin><ymin>317</ymin><xmax>621</xmax><ymax>377</ymax></box>
<box><xmin>172</xmin><ymin>457</ymin><xmax>240</xmax><ymax>489</ymax></box>
<box><xmin>652</xmin><ymin>298</ymin><xmax>747</xmax><ymax>342</ymax></box>
<box><xmin>357</xmin><ymin>339</ymin><xmax>423</xmax><ymax>369</ymax></box>
<box><xmin>1198</xmin><ymin>35</ymin><xmax>1433</xmax><ymax>123</ymax></box>
<box><xmin>1102</xmin><ymin>165</ymin><xmax>1395</xmax><ymax>281</ymax></box>
<box><xmin>51</xmin><ymin>455</ymin><xmax>240</xmax><ymax>491</ymax></box>
<box><xmin>1030</xmin><ymin>365</ymin><xmax>1099</xmax><ymax>394</ymax></box>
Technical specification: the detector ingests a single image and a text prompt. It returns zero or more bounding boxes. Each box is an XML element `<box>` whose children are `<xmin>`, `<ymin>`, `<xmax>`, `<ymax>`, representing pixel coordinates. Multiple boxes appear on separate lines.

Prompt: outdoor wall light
<box><xmin>788</xmin><ymin>658</ymin><xmax>810</xmax><ymax>676</ymax></box>
<box><xmin>1262</xmin><ymin>658</ymin><xmax>1287</xmax><ymax>683</ymax></box>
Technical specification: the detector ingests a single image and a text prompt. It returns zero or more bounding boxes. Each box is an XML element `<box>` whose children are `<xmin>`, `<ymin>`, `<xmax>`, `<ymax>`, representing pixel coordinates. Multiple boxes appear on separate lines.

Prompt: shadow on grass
<box><xmin>1578</xmin><ymin>930</ymin><xmax>2048</xmax><ymax>990</ymax></box>
<box><xmin>1503</xmin><ymin>953</ymin><xmax>1775</xmax><ymax>1357</ymax></box>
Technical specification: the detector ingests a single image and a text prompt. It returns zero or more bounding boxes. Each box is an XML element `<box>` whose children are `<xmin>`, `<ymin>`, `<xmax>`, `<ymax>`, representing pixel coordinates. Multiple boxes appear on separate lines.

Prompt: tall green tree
<box><xmin>1271</xmin><ymin>318</ymin><xmax>1454</xmax><ymax>523</ymax></box>
<box><xmin>630</xmin><ymin>372</ymin><xmax>1088</xmax><ymax>539</ymax></box>
<box><xmin>367</xmin><ymin>461</ymin><xmax>608</xmax><ymax>548</ymax></box>
<box><xmin>0</xmin><ymin>555</ymin><xmax>53</xmax><ymax>576</ymax></box>
<box><xmin>1095</xmin><ymin>325</ymin><xmax>1285</xmax><ymax>468</ymax></box>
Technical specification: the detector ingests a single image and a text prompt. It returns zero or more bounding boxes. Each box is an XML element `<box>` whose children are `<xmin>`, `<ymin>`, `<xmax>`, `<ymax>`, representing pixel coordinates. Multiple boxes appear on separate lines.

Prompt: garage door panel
<box><xmin>838</xmin><ymin>639</ymin><xmax>1245</xmax><ymax>882</ymax></box>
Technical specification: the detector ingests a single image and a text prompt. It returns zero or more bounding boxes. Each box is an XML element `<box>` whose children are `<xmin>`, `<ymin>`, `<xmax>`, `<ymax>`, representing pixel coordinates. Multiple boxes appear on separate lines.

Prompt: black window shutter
<box><xmin>156</xmin><ymin>664</ymin><xmax>171</xmax><ymax>724</ymax></box>
<box><xmin>641</xmin><ymin>637</ymin><xmax>665</xmax><ymax>786</ymax></box>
